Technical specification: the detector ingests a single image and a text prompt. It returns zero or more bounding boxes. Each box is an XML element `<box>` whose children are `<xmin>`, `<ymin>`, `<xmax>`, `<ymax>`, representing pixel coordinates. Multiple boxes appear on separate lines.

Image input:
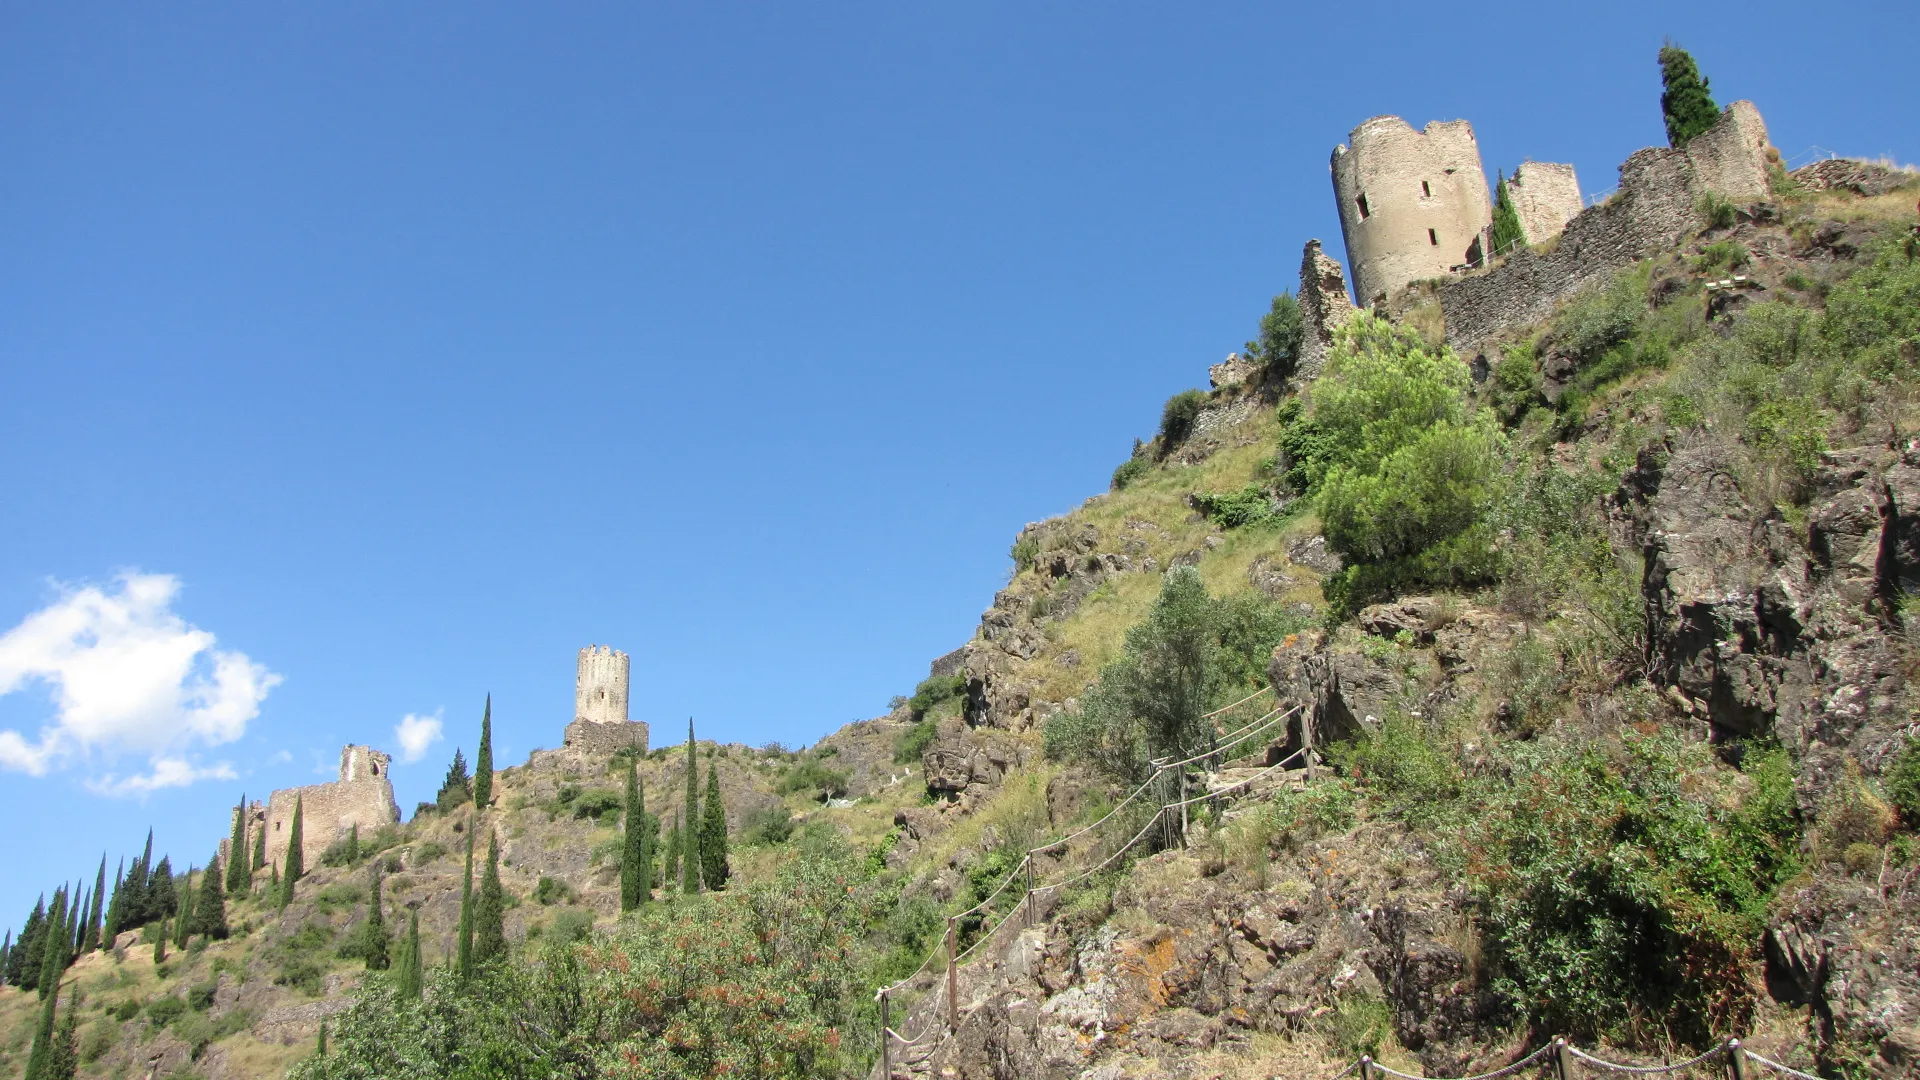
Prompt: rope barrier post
<box><xmin>1178</xmin><ymin>765</ymin><xmax>1189</xmax><ymax>847</ymax></box>
<box><xmin>1304</xmin><ymin>711</ymin><xmax>1317</xmax><ymax>785</ymax></box>
<box><xmin>945</xmin><ymin>916</ymin><xmax>958</xmax><ymax>1034</ymax></box>
<box><xmin>1024</xmin><ymin>856</ymin><xmax>1035</xmax><ymax>930</ymax></box>
<box><xmin>879</xmin><ymin>991</ymin><xmax>891</xmax><ymax>1080</ymax></box>
<box><xmin>1727</xmin><ymin>1039</ymin><xmax>1747</xmax><ymax>1080</ymax></box>
<box><xmin>1359</xmin><ymin>1055</ymin><xmax>1374</xmax><ymax>1080</ymax></box>
<box><xmin>1552</xmin><ymin>1038</ymin><xmax>1572</xmax><ymax>1080</ymax></box>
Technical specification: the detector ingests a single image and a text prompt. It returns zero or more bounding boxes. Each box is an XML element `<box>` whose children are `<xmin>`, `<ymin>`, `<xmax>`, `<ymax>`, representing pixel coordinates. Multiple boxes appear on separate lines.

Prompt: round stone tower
<box><xmin>575</xmin><ymin>644</ymin><xmax>630</xmax><ymax>725</ymax></box>
<box><xmin>1331</xmin><ymin>116</ymin><xmax>1494</xmax><ymax>306</ymax></box>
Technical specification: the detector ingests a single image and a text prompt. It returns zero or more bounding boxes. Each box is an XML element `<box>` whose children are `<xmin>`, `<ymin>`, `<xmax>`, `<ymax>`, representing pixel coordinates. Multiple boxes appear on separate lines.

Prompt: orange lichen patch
<box><xmin>1113</xmin><ymin>931</ymin><xmax>1183</xmax><ymax>1010</ymax></box>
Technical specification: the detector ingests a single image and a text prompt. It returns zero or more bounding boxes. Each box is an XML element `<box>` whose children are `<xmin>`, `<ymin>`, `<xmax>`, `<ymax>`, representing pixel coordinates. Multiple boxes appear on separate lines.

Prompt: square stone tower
<box><xmin>261</xmin><ymin>744</ymin><xmax>401</xmax><ymax>871</ymax></box>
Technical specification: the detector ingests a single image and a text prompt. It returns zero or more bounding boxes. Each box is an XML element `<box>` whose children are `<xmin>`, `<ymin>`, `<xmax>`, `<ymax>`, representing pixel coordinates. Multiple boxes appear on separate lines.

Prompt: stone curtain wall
<box><xmin>575</xmin><ymin>644</ymin><xmax>630</xmax><ymax>724</ymax></box>
<box><xmin>1439</xmin><ymin>102</ymin><xmax>1772</xmax><ymax>352</ymax></box>
<box><xmin>1509</xmin><ymin>161</ymin><xmax>1583</xmax><ymax>245</ymax></box>
<box><xmin>562</xmin><ymin>718</ymin><xmax>650</xmax><ymax>756</ymax></box>
<box><xmin>1295</xmin><ymin>240</ymin><xmax>1357</xmax><ymax>383</ymax></box>
<box><xmin>1332</xmin><ymin>117</ymin><xmax>1494</xmax><ymax>305</ymax></box>
<box><xmin>261</xmin><ymin>745</ymin><xmax>401</xmax><ymax>870</ymax></box>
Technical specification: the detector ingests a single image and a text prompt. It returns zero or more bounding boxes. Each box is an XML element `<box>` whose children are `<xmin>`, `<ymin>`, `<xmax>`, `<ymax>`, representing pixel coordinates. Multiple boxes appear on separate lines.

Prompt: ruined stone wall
<box><xmin>1508</xmin><ymin>161</ymin><xmax>1583</xmax><ymax>245</ymax></box>
<box><xmin>1439</xmin><ymin>102</ymin><xmax>1771</xmax><ymax>352</ymax></box>
<box><xmin>1295</xmin><ymin>239</ymin><xmax>1356</xmax><ymax>383</ymax></box>
<box><xmin>575</xmin><ymin>644</ymin><xmax>629</xmax><ymax>724</ymax></box>
<box><xmin>562</xmin><ymin>717</ymin><xmax>650</xmax><ymax>756</ymax></box>
<box><xmin>1332</xmin><ymin>117</ymin><xmax>1493</xmax><ymax>305</ymax></box>
<box><xmin>261</xmin><ymin>745</ymin><xmax>400</xmax><ymax>870</ymax></box>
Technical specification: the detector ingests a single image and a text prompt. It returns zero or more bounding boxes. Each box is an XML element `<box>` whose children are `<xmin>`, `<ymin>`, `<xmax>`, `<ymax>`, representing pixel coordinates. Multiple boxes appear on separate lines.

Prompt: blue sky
<box><xmin>3</xmin><ymin>1</ymin><xmax>1915</xmax><ymax>931</ymax></box>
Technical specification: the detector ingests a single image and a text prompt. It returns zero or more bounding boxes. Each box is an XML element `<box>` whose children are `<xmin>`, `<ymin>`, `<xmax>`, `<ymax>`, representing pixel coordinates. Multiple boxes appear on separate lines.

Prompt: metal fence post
<box><xmin>945</xmin><ymin>917</ymin><xmax>958</xmax><ymax>1033</ymax></box>
<box><xmin>1727</xmin><ymin>1039</ymin><xmax>1748</xmax><ymax>1080</ymax></box>
<box><xmin>879</xmin><ymin>990</ymin><xmax>891</xmax><ymax>1079</ymax></box>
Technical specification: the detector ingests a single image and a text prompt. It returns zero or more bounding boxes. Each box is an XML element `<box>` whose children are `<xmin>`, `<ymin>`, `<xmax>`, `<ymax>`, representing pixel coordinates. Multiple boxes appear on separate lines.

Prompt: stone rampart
<box><xmin>262</xmin><ymin>745</ymin><xmax>400</xmax><ymax>870</ymax></box>
<box><xmin>562</xmin><ymin>717</ymin><xmax>650</xmax><ymax>756</ymax></box>
<box><xmin>1438</xmin><ymin>102</ymin><xmax>1771</xmax><ymax>352</ymax></box>
<box><xmin>1295</xmin><ymin>240</ymin><xmax>1356</xmax><ymax>382</ymax></box>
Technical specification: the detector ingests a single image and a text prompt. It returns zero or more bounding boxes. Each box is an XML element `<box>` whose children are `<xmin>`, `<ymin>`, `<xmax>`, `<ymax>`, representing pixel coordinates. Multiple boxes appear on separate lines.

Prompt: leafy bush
<box><xmin>777</xmin><ymin>757</ymin><xmax>850</xmax><ymax>801</ymax></box>
<box><xmin>1696</xmin><ymin>240</ymin><xmax>1750</xmax><ymax>272</ymax></box>
<box><xmin>737</xmin><ymin>805</ymin><xmax>795</xmax><ymax>846</ymax></box>
<box><xmin>1191</xmin><ymin>483</ymin><xmax>1279</xmax><ymax>528</ymax></box>
<box><xmin>1333</xmin><ymin>714</ymin><xmax>1458</xmax><ymax>807</ymax></box>
<box><xmin>1242</xmin><ymin>292</ymin><xmax>1304</xmax><ymax>379</ymax></box>
<box><xmin>187</xmin><ymin>980</ymin><xmax>218</xmax><ymax>1011</ymax></box>
<box><xmin>893</xmin><ymin>718</ymin><xmax>938</xmax><ymax>764</ymax></box>
<box><xmin>906</xmin><ymin>674</ymin><xmax>966</xmax><ymax>723</ymax></box>
<box><xmin>1696</xmin><ymin>190</ymin><xmax>1737</xmax><ymax>230</ymax></box>
<box><xmin>411</xmin><ymin>840</ymin><xmax>446</xmax><ymax>866</ymax></box>
<box><xmin>1885</xmin><ymin>736</ymin><xmax>1920</xmax><ymax>828</ymax></box>
<box><xmin>547</xmin><ymin>908</ymin><xmax>595</xmax><ymax>944</ymax></box>
<box><xmin>1111</xmin><ymin>452</ymin><xmax>1152</xmax><ymax>491</ymax></box>
<box><xmin>112</xmin><ymin>999</ymin><xmax>141</xmax><ymax>1022</ymax></box>
<box><xmin>274</xmin><ymin>956</ymin><xmax>326</xmax><ymax>995</ymax></box>
<box><xmin>532</xmin><ymin>876</ymin><xmax>574</xmax><ymax>906</ymax></box>
<box><xmin>570</xmin><ymin>788</ymin><xmax>623</xmax><ymax>822</ymax></box>
<box><xmin>1325</xmin><ymin>992</ymin><xmax>1394</xmax><ymax>1057</ymax></box>
<box><xmin>313</xmin><ymin>882</ymin><xmax>366</xmax><ymax>915</ymax></box>
<box><xmin>1010</xmin><ymin>534</ymin><xmax>1039</xmax><ymax>573</ymax></box>
<box><xmin>145</xmin><ymin>997</ymin><xmax>187</xmax><ymax>1027</ymax></box>
<box><xmin>1157</xmin><ymin>389</ymin><xmax>1208</xmax><ymax>456</ymax></box>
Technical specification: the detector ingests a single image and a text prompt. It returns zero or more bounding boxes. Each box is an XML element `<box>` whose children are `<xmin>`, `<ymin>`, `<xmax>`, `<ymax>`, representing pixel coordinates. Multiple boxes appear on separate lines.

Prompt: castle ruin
<box><xmin>261</xmin><ymin>745</ymin><xmax>401</xmax><ymax>871</ymax></box>
<box><xmin>563</xmin><ymin>644</ymin><xmax>649</xmax><ymax>755</ymax></box>
<box><xmin>1330</xmin><ymin>116</ymin><xmax>1581</xmax><ymax>306</ymax></box>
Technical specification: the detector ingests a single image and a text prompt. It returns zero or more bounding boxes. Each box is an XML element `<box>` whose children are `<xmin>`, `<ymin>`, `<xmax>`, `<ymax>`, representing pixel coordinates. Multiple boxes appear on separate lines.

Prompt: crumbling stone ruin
<box><xmin>1437</xmin><ymin>101</ymin><xmax>1772</xmax><ymax>351</ymax></box>
<box><xmin>262</xmin><ymin>745</ymin><xmax>400</xmax><ymax>870</ymax></box>
<box><xmin>1294</xmin><ymin>239</ymin><xmax>1357</xmax><ymax>383</ymax></box>
<box><xmin>1331</xmin><ymin>116</ymin><xmax>1583</xmax><ymax>308</ymax></box>
<box><xmin>562</xmin><ymin>644</ymin><xmax>649</xmax><ymax>755</ymax></box>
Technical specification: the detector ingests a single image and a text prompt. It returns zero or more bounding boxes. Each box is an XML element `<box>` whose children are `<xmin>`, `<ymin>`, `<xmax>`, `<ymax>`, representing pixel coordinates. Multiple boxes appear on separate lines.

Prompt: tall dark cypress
<box><xmin>85</xmin><ymin>858</ymin><xmax>105</xmax><ymax>952</ymax></box>
<box><xmin>148</xmin><ymin>857</ymin><xmax>177</xmax><ymax>925</ymax></box>
<box><xmin>23</xmin><ymin>978</ymin><xmax>62</xmax><ymax>1080</ymax></box>
<box><xmin>252</xmin><ymin>824</ymin><xmax>267</xmax><ymax>873</ymax></box>
<box><xmin>36</xmin><ymin>889</ymin><xmax>68</xmax><ymax>1001</ymax></box>
<box><xmin>101</xmin><ymin>858</ymin><xmax>124</xmax><ymax>946</ymax></box>
<box><xmin>12</xmin><ymin>896</ymin><xmax>45</xmax><ymax>991</ymax></box>
<box><xmin>70</xmin><ymin>885</ymin><xmax>89</xmax><ymax>958</ymax></box>
<box><xmin>662</xmin><ymin>813</ymin><xmax>681</xmax><ymax>891</ymax></box>
<box><xmin>359</xmin><ymin>860</ymin><xmax>389</xmax><ymax>970</ymax></box>
<box><xmin>397</xmin><ymin>909</ymin><xmax>424</xmax><ymax>999</ymax></box>
<box><xmin>172</xmin><ymin>868</ymin><xmax>194</xmax><ymax>949</ymax></box>
<box><xmin>190</xmin><ymin>852</ymin><xmax>228</xmax><ymax>941</ymax></box>
<box><xmin>474</xmin><ymin>695</ymin><xmax>494</xmax><ymax>809</ymax></box>
<box><xmin>1</xmin><ymin>929</ymin><xmax>10</xmax><ymax>988</ymax></box>
<box><xmin>699</xmin><ymin>759</ymin><xmax>729</xmax><ymax>891</ymax></box>
<box><xmin>46</xmin><ymin>988</ymin><xmax>80</xmax><ymax>1080</ymax></box>
<box><xmin>280</xmin><ymin>796</ymin><xmax>305</xmax><ymax>910</ymax></box>
<box><xmin>472</xmin><ymin>831</ymin><xmax>507</xmax><ymax>965</ymax></box>
<box><xmin>1491</xmin><ymin>171</ymin><xmax>1525</xmax><ymax>256</ymax></box>
<box><xmin>227</xmin><ymin>796</ymin><xmax>250</xmax><ymax>896</ymax></box>
<box><xmin>1659</xmin><ymin>44</ymin><xmax>1721</xmax><ymax>147</ymax></box>
<box><xmin>620</xmin><ymin>762</ymin><xmax>646</xmax><ymax>911</ymax></box>
<box><xmin>456</xmin><ymin>823</ymin><xmax>475</xmax><ymax>979</ymax></box>
<box><xmin>682</xmin><ymin>719</ymin><xmax>701</xmax><ymax>893</ymax></box>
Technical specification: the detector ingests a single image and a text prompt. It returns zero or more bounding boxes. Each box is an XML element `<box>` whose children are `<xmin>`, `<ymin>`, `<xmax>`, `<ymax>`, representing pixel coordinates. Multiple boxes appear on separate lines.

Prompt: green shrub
<box><xmin>273</xmin><ymin>956</ymin><xmax>325</xmax><ymax>995</ymax></box>
<box><xmin>1111</xmin><ymin>453</ymin><xmax>1152</xmax><ymax>491</ymax></box>
<box><xmin>1157</xmin><ymin>389</ymin><xmax>1208</xmax><ymax>455</ymax></box>
<box><xmin>411</xmin><ymin>840</ymin><xmax>447</xmax><ymax>866</ymax></box>
<box><xmin>112</xmin><ymin>999</ymin><xmax>141</xmax><ymax>1022</ymax></box>
<box><xmin>738</xmin><ymin>805</ymin><xmax>795</xmax><ymax>846</ymax></box>
<box><xmin>906</xmin><ymin>674</ymin><xmax>966</xmax><ymax>723</ymax></box>
<box><xmin>893</xmin><ymin>719</ymin><xmax>938</xmax><ymax>764</ymax></box>
<box><xmin>547</xmin><ymin>908</ymin><xmax>595</xmax><ymax>944</ymax></box>
<box><xmin>532</xmin><ymin>876</ymin><xmax>574</xmax><ymax>906</ymax></box>
<box><xmin>1242</xmin><ymin>293</ymin><xmax>1304</xmax><ymax>379</ymax></box>
<box><xmin>777</xmin><ymin>757</ymin><xmax>850</xmax><ymax>801</ymax></box>
<box><xmin>1010</xmin><ymin>534</ymin><xmax>1039</xmax><ymax>573</ymax></box>
<box><xmin>1696</xmin><ymin>190</ymin><xmax>1737</xmax><ymax>230</ymax></box>
<box><xmin>1333</xmin><ymin>715</ymin><xmax>1458</xmax><ymax>808</ymax></box>
<box><xmin>1191</xmin><ymin>483</ymin><xmax>1278</xmax><ymax>528</ymax></box>
<box><xmin>1325</xmin><ymin>992</ymin><xmax>1393</xmax><ymax>1057</ymax></box>
<box><xmin>81</xmin><ymin>1017</ymin><xmax>116</xmax><ymax>1062</ymax></box>
<box><xmin>145</xmin><ymin>997</ymin><xmax>188</xmax><ymax>1027</ymax></box>
<box><xmin>1885</xmin><ymin>737</ymin><xmax>1920</xmax><ymax>829</ymax></box>
<box><xmin>187</xmin><ymin>980</ymin><xmax>218</xmax><ymax>1011</ymax></box>
<box><xmin>1696</xmin><ymin>240</ymin><xmax>1749</xmax><ymax>273</ymax></box>
<box><xmin>570</xmin><ymin>788</ymin><xmax>623</xmax><ymax>821</ymax></box>
<box><xmin>314</xmin><ymin>882</ymin><xmax>366</xmax><ymax>915</ymax></box>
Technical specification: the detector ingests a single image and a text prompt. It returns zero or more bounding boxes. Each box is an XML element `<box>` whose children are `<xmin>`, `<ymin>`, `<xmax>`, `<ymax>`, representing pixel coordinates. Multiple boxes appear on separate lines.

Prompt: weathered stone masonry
<box><xmin>564</xmin><ymin>643</ymin><xmax>649</xmax><ymax>754</ymax></box>
<box><xmin>262</xmin><ymin>745</ymin><xmax>401</xmax><ymax>870</ymax></box>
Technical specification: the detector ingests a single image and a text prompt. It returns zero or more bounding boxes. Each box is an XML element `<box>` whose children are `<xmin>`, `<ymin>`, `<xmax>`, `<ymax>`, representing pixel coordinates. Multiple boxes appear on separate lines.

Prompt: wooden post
<box><xmin>879</xmin><ymin>990</ymin><xmax>891</xmax><ymax>1080</ymax></box>
<box><xmin>945</xmin><ymin>917</ymin><xmax>958</xmax><ymax>1033</ymax></box>
<box><xmin>1024</xmin><ymin>856</ymin><xmax>1035</xmax><ymax>929</ymax></box>
<box><xmin>1359</xmin><ymin>1056</ymin><xmax>1374</xmax><ymax>1080</ymax></box>
<box><xmin>1552</xmin><ymin>1038</ymin><xmax>1572</xmax><ymax>1080</ymax></box>
<box><xmin>1304</xmin><ymin>711</ymin><xmax>1317</xmax><ymax>784</ymax></box>
<box><xmin>1727</xmin><ymin>1039</ymin><xmax>1748</xmax><ymax>1080</ymax></box>
<box><xmin>1178</xmin><ymin>766</ymin><xmax>1189</xmax><ymax>846</ymax></box>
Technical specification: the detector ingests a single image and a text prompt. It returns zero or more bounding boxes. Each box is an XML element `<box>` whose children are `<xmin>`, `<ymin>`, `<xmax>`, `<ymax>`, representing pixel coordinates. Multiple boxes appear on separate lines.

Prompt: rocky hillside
<box><xmin>3</xmin><ymin>160</ymin><xmax>1917</xmax><ymax>1080</ymax></box>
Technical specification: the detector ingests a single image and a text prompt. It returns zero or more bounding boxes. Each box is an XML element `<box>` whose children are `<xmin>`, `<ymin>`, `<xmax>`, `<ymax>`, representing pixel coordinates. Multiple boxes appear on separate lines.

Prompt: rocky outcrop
<box><xmin>1266</xmin><ymin>629</ymin><xmax>1411</xmax><ymax>758</ymax></box>
<box><xmin>1792</xmin><ymin>158</ymin><xmax>1920</xmax><ymax>197</ymax></box>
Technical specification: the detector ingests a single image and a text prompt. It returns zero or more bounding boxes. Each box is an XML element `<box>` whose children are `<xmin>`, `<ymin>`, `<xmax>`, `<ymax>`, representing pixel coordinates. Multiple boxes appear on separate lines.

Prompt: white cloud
<box><xmin>0</xmin><ymin>572</ymin><xmax>280</xmax><ymax>794</ymax></box>
<box><xmin>394</xmin><ymin>711</ymin><xmax>444</xmax><ymax>763</ymax></box>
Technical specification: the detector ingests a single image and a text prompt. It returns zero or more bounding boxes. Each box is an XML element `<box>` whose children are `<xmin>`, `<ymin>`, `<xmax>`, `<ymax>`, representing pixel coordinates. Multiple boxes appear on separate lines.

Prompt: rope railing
<box><xmin>1343</xmin><ymin>1038</ymin><xmax>1816</xmax><ymax>1080</ymax></box>
<box><xmin>872</xmin><ymin>689</ymin><xmax>1314</xmax><ymax>1078</ymax></box>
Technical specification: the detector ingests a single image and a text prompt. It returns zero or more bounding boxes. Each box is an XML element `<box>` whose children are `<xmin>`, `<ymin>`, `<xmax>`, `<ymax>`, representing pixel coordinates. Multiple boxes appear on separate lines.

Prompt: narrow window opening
<box><xmin>1429</xmin><ymin>228</ymin><xmax>1439</xmax><ymax>246</ymax></box>
<box><xmin>1356</xmin><ymin>194</ymin><xmax>1370</xmax><ymax>219</ymax></box>
<box><xmin>276</xmin><ymin>821</ymin><xmax>282</xmax><ymax>831</ymax></box>
<box><xmin>1421</xmin><ymin>180</ymin><xmax>1432</xmax><ymax>198</ymax></box>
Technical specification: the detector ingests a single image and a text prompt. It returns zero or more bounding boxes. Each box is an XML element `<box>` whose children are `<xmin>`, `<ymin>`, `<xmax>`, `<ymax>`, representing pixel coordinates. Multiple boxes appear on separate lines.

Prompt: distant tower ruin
<box><xmin>1333</xmin><ymin>117</ymin><xmax>1494</xmax><ymax>306</ymax></box>
<box><xmin>261</xmin><ymin>744</ymin><xmax>400</xmax><ymax>871</ymax></box>
<box><xmin>575</xmin><ymin>644</ymin><xmax>630</xmax><ymax>724</ymax></box>
<box><xmin>565</xmin><ymin>645</ymin><xmax>648</xmax><ymax>755</ymax></box>
<box><xmin>1507</xmin><ymin>161</ymin><xmax>1584</xmax><ymax>246</ymax></box>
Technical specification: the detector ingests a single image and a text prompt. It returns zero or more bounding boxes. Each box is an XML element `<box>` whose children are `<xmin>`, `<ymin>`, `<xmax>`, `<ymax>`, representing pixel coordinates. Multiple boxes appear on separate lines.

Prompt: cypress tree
<box><xmin>358</xmin><ymin>860</ymin><xmax>390</xmax><ymax>970</ymax></box>
<box><xmin>47</xmin><ymin>990</ymin><xmax>80</xmax><ymax>1080</ymax></box>
<box><xmin>474</xmin><ymin>695</ymin><xmax>494</xmax><ymax>809</ymax></box>
<box><xmin>699</xmin><ymin>760</ymin><xmax>729</xmax><ymax>891</ymax></box>
<box><xmin>23</xmin><ymin>982</ymin><xmax>63</xmax><ymax>1080</ymax></box>
<box><xmin>130</xmin><ymin>831</ymin><xmax>154</xmax><ymax>927</ymax></box>
<box><xmin>227</xmin><ymin>797</ymin><xmax>250</xmax><ymax>896</ymax></box>
<box><xmin>11</xmin><ymin>897</ymin><xmax>45</xmax><ymax>991</ymax></box>
<box><xmin>662</xmin><ymin>813</ymin><xmax>681</xmax><ymax>891</ymax></box>
<box><xmin>190</xmin><ymin>852</ymin><xmax>228</xmax><ymax>941</ymax></box>
<box><xmin>1</xmin><ymin>930</ymin><xmax>10</xmax><ymax>988</ymax></box>
<box><xmin>148</xmin><ymin>857</ymin><xmax>177</xmax><ymax>925</ymax></box>
<box><xmin>280</xmin><ymin>797</ymin><xmax>305</xmax><ymax>909</ymax></box>
<box><xmin>346</xmin><ymin>823</ymin><xmax>360</xmax><ymax>866</ymax></box>
<box><xmin>472</xmin><ymin>831</ymin><xmax>507</xmax><ymax>966</ymax></box>
<box><xmin>397</xmin><ymin>910</ymin><xmax>423</xmax><ymax>999</ymax></box>
<box><xmin>1659</xmin><ymin>44</ymin><xmax>1720</xmax><ymax>147</ymax></box>
<box><xmin>437</xmin><ymin>748</ymin><xmax>473</xmax><ymax>812</ymax></box>
<box><xmin>86</xmin><ymin>857</ymin><xmax>106</xmax><ymax>952</ymax></box>
<box><xmin>102</xmin><ymin>859</ymin><xmax>124</xmax><ymax>946</ymax></box>
<box><xmin>70</xmin><ymin>885</ymin><xmax>89</xmax><ymax>958</ymax></box>
<box><xmin>1491</xmin><ymin>171</ymin><xmax>1526</xmax><ymax>256</ymax></box>
<box><xmin>456</xmin><ymin>824</ymin><xmax>475</xmax><ymax>979</ymax></box>
<box><xmin>682</xmin><ymin>720</ymin><xmax>701</xmax><ymax>893</ymax></box>
<box><xmin>317</xmin><ymin>1020</ymin><xmax>328</xmax><ymax>1057</ymax></box>
<box><xmin>36</xmin><ymin>890</ymin><xmax>68</xmax><ymax>1001</ymax></box>
<box><xmin>620</xmin><ymin>762</ymin><xmax>646</xmax><ymax>911</ymax></box>
<box><xmin>172</xmin><ymin>868</ymin><xmax>193</xmax><ymax>949</ymax></box>
<box><xmin>252</xmin><ymin>824</ymin><xmax>267</xmax><ymax>873</ymax></box>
